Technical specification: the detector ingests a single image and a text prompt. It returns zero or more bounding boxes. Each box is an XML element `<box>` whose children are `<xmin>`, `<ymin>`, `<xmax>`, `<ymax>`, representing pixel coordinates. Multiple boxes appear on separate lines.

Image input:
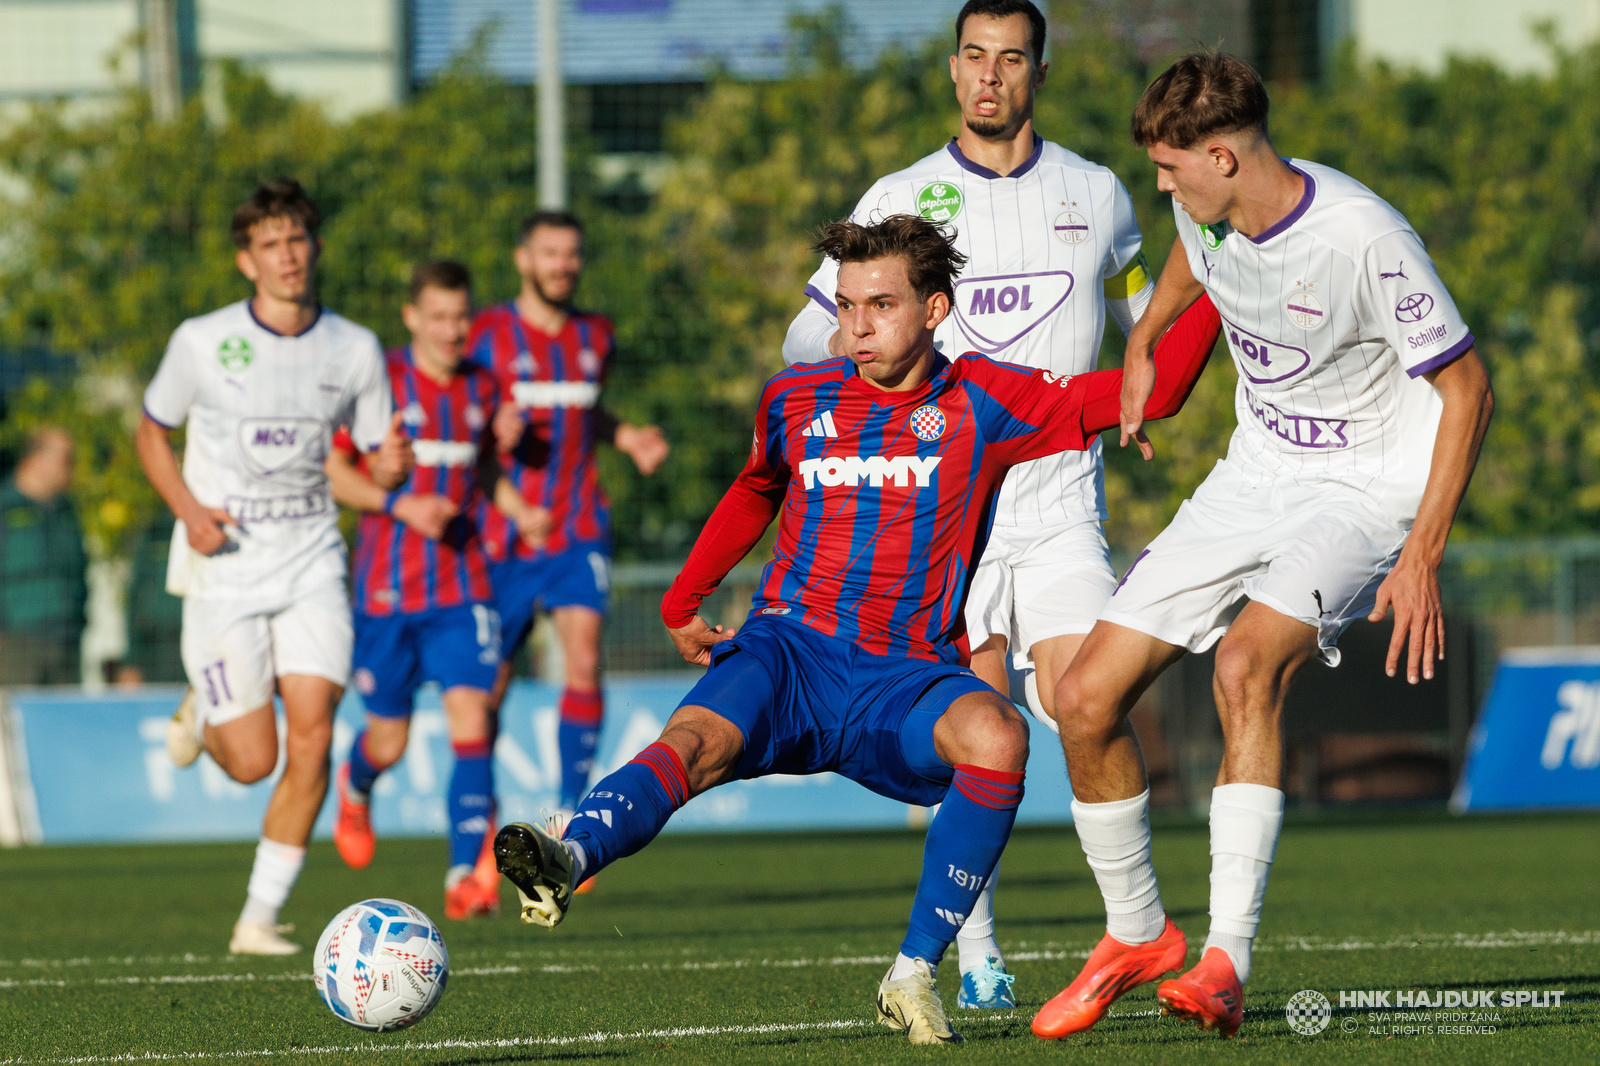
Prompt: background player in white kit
<box><xmin>135</xmin><ymin>180</ymin><xmax>410</xmax><ymax>955</ymax></box>
<box><xmin>1032</xmin><ymin>53</ymin><xmax>1495</xmax><ymax>1040</ymax></box>
<box><xmin>783</xmin><ymin>0</ymin><xmax>1158</xmax><ymax>1009</ymax></box>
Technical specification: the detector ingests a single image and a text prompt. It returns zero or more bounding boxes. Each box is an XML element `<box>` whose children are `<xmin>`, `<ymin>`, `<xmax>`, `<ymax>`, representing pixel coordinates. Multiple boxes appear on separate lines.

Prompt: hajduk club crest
<box><xmin>910</xmin><ymin>405</ymin><xmax>945</xmax><ymax>441</ymax></box>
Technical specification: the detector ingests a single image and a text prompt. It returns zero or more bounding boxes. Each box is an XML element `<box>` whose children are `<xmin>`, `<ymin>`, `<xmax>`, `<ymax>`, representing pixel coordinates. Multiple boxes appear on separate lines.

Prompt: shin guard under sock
<box><xmin>562</xmin><ymin>741</ymin><xmax>688</xmax><ymax>879</ymax></box>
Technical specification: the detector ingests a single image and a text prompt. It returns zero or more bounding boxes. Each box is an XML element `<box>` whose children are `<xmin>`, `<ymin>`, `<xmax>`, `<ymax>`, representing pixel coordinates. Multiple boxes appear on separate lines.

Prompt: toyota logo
<box><xmin>1395</xmin><ymin>292</ymin><xmax>1435</xmax><ymax>322</ymax></box>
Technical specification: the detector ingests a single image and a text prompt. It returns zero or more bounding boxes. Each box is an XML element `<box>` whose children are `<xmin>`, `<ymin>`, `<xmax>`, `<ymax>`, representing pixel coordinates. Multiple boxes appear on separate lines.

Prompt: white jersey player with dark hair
<box><xmin>1032</xmin><ymin>52</ymin><xmax>1494</xmax><ymax>1041</ymax></box>
<box><xmin>136</xmin><ymin>179</ymin><xmax>410</xmax><ymax>956</ymax></box>
<box><xmin>784</xmin><ymin>0</ymin><xmax>1159</xmax><ymax>1008</ymax></box>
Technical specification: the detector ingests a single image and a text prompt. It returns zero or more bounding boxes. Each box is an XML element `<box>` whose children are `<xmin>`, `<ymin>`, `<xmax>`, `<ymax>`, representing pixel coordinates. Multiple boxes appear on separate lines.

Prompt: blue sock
<box><xmin>558</xmin><ymin>688</ymin><xmax>604</xmax><ymax>809</ymax></box>
<box><xmin>562</xmin><ymin>741</ymin><xmax>687</xmax><ymax>879</ymax></box>
<box><xmin>346</xmin><ymin>730</ymin><xmax>389</xmax><ymax>798</ymax></box>
<box><xmin>900</xmin><ymin>764</ymin><xmax>1025</xmax><ymax>965</ymax></box>
<box><xmin>448</xmin><ymin>740</ymin><xmax>493</xmax><ymax>870</ymax></box>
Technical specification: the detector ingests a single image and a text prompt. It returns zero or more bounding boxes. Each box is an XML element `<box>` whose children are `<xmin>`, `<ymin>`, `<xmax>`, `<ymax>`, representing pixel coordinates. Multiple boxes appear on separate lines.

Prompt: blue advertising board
<box><xmin>6</xmin><ymin>676</ymin><xmax>1078</xmax><ymax>844</ymax></box>
<box><xmin>1454</xmin><ymin>647</ymin><xmax>1600</xmax><ymax>811</ymax></box>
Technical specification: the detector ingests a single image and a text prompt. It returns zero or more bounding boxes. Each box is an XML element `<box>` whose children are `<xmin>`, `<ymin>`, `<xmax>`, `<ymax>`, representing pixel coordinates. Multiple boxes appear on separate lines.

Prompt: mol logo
<box><xmin>1224</xmin><ymin>316</ymin><xmax>1313</xmax><ymax>384</ymax></box>
<box><xmin>797</xmin><ymin>455</ymin><xmax>942</xmax><ymax>490</ymax></box>
<box><xmin>1542</xmin><ymin>680</ymin><xmax>1600</xmax><ymax>770</ymax></box>
<box><xmin>237</xmin><ymin>418</ymin><xmax>325</xmax><ymax>480</ymax></box>
<box><xmin>952</xmin><ymin>271</ymin><xmax>1074</xmax><ymax>354</ymax></box>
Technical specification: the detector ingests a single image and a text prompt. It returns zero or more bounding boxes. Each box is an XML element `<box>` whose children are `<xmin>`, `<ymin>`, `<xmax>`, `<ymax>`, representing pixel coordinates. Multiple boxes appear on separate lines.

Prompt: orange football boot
<box><xmin>332</xmin><ymin>765</ymin><xmax>375</xmax><ymax>870</ymax></box>
<box><xmin>1032</xmin><ymin>917</ymin><xmax>1188</xmax><ymax>1039</ymax></box>
<box><xmin>445</xmin><ymin>873</ymin><xmax>502</xmax><ymax>920</ymax></box>
<box><xmin>1156</xmin><ymin>947</ymin><xmax>1245</xmax><ymax>1038</ymax></box>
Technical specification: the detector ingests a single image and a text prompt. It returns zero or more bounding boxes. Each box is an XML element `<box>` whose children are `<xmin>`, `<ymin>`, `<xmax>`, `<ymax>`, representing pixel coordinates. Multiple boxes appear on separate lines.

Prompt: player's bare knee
<box><xmin>939</xmin><ymin>694</ymin><xmax>1028</xmax><ymax>771</ymax></box>
<box><xmin>1212</xmin><ymin>637</ymin><xmax>1278</xmax><ymax>717</ymax></box>
<box><xmin>1054</xmin><ymin>668</ymin><xmax>1123</xmax><ymax>742</ymax></box>
<box><xmin>228</xmin><ymin>746</ymin><xmax>279</xmax><ymax>784</ymax></box>
<box><xmin>659</xmin><ymin>706</ymin><xmax>745</xmax><ymax>794</ymax></box>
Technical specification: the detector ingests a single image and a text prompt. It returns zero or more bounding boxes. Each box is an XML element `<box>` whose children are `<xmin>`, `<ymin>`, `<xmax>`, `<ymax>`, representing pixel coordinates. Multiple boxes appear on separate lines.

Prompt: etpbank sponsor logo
<box><xmin>797</xmin><ymin>455</ymin><xmax>942</xmax><ymax>489</ymax></box>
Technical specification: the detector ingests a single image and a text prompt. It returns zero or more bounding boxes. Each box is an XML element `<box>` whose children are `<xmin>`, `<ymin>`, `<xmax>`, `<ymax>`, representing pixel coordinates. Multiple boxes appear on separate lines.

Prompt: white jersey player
<box><xmin>784</xmin><ymin>0</ymin><xmax>1157</xmax><ymax>1010</ymax></box>
<box><xmin>135</xmin><ymin>180</ymin><xmax>410</xmax><ymax>956</ymax></box>
<box><xmin>1035</xmin><ymin>53</ymin><xmax>1492</xmax><ymax>1041</ymax></box>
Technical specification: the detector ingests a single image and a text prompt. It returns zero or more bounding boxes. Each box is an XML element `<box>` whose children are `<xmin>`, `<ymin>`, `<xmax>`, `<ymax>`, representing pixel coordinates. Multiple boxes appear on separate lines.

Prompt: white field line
<box><xmin>0</xmin><ymin>1014</ymin><xmax>1026</xmax><ymax>1065</ymax></box>
<box><xmin>2</xmin><ymin>930</ymin><xmax>1596</xmax><ymax>991</ymax></box>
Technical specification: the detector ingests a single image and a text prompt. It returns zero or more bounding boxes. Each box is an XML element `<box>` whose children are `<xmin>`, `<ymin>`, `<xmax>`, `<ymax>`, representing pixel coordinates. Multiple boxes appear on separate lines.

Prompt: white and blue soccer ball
<box><xmin>313</xmin><ymin>898</ymin><xmax>449</xmax><ymax>1031</ymax></box>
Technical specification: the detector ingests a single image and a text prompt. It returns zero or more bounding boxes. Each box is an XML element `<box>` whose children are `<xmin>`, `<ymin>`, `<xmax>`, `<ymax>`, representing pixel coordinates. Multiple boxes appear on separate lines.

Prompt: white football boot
<box><xmin>166</xmin><ymin>688</ymin><xmax>203</xmax><ymax>768</ymax></box>
<box><xmin>228</xmin><ymin>920</ymin><xmax>300</xmax><ymax>955</ymax></box>
<box><xmin>877</xmin><ymin>958</ymin><xmax>963</xmax><ymax>1045</ymax></box>
<box><xmin>493</xmin><ymin>819</ymin><xmax>578</xmax><ymax>928</ymax></box>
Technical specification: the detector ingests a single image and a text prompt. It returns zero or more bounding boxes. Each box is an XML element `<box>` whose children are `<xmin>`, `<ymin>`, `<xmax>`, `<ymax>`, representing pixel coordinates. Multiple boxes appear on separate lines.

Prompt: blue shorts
<box><xmin>352</xmin><ymin>604</ymin><xmax>503</xmax><ymax>718</ymax></box>
<box><xmin>679</xmin><ymin>615</ymin><xmax>993</xmax><ymax>807</ymax></box>
<box><xmin>493</xmin><ymin>540</ymin><xmax>611</xmax><ymax>648</ymax></box>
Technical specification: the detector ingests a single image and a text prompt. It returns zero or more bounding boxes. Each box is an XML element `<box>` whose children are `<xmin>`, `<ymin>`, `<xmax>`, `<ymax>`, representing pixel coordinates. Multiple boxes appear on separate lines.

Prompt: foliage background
<box><xmin>2</xmin><ymin>2</ymin><xmax>1598</xmax><ymax>563</ymax></box>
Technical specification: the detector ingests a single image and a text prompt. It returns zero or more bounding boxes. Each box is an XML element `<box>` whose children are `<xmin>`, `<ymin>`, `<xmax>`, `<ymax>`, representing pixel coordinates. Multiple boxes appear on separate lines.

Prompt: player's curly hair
<box><xmin>814</xmin><ymin>215</ymin><xmax>968</xmax><ymax>304</ymax></box>
<box><xmin>230</xmin><ymin>178</ymin><xmax>321</xmax><ymax>249</ymax></box>
<box><xmin>1132</xmin><ymin>49</ymin><xmax>1270</xmax><ymax>150</ymax></box>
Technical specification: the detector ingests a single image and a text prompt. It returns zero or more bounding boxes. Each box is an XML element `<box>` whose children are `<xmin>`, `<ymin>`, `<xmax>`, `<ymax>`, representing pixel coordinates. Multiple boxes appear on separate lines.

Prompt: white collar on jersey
<box><xmin>944</xmin><ymin>134</ymin><xmax>1044</xmax><ymax>180</ymax></box>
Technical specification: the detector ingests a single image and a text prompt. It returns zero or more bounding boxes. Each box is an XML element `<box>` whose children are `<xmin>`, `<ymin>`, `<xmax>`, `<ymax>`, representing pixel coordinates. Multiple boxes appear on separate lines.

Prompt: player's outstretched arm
<box><xmin>1078</xmin><ymin>293</ymin><xmax>1222</xmax><ymax>444</ymax></box>
<box><xmin>1119</xmin><ymin>239</ymin><xmax>1208</xmax><ymax>456</ymax></box>
<box><xmin>134</xmin><ymin>414</ymin><xmax>236</xmax><ymax>555</ymax></box>
<box><xmin>1369</xmin><ymin>348</ymin><xmax>1494</xmax><ymax>684</ymax></box>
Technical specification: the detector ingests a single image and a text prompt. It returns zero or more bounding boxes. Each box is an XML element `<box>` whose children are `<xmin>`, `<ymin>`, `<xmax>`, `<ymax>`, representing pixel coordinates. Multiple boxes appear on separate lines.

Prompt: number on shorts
<box><xmin>472</xmin><ymin>604</ymin><xmax>503</xmax><ymax>655</ymax></box>
<box><xmin>202</xmin><ymin>660</ymin><xmax>232</xmax><ymax>707</ymax></box>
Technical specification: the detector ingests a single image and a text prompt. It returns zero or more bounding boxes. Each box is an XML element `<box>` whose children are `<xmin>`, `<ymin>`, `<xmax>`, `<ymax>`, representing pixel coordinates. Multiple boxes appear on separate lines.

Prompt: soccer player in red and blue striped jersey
<box><xmin>469</xmin><ymin>211</ymin><xmax>669</xmax><ymax>821</ymax></box>
<box><xmin>327</xmin><ymin>261</ymin><xmax>540</xmax><ymax>921</ymax></box>
<box><xmin>492</xmin><ymin>215</ymin><xmax>1221</xmax><ymax>1044</ymax></box>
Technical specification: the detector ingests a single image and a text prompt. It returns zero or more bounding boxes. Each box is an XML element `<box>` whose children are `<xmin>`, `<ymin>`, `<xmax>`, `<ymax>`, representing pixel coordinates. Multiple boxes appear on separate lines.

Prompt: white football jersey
<box><xmin>797</xmin><ymin>137</ymin><xmax>1151</xmax><ymax>528</ymax></box>
<box><xmin>1176</xmin><ymin>160</ymin><xmax>1474</xmax><ymax>522</ymax></box>
<box><xmin>143</xmin><ymin>301</ymin><xmax>391</xmax><ymax>602</ymax></box>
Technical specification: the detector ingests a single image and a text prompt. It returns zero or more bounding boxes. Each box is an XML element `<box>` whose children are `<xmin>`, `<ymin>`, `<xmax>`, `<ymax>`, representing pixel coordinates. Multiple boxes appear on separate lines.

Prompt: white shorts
<box><xmin>1101</xmin><ymin>460</ymin><xmax>1409</xmax><ymax>667</ymax></box>
<box><xmin>180</xmin><ymin>584</ymin><xmax>353</xmax><ymax>726</ymax></box>
<box><xmin>965</xmin><ymin>521</ymin><xmax>1117</xmax><ymax>670</ymax></box>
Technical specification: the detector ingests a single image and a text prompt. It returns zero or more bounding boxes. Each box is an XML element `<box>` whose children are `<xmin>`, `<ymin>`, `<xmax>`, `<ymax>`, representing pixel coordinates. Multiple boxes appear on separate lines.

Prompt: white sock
<box><xmin>889</xmin><ymin>952</ymin><xmax>922</xmax><ymax>981</ymax></box>
<box><xmin>566</xmin><ymin>839</ymin><xmax>589</xmax><ymax>884</ymax></box>
<box><xmin>956</xmin><ymin>864</ymin><xmax>1003</xmax><ymax>972</ymax></box>
<box><xmin>1203</xmin><ymin>783</ymin><xmax>1285</xmax><ymax>985</ymax></box>
<box><xmin>1071</xmin><ymin>789</ymin><xmax>1166</xmax><ymax>945</ymax></box>
<box><xmin>239</xmin><ymin>838</ymin><xmax>306</xmax><ymax>927</ymax></box>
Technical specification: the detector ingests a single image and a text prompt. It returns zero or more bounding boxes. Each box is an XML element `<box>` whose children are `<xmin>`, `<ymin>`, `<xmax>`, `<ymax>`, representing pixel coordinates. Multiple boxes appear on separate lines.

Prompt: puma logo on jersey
<box><xmin>412</xmin><ymin>439</ymin><xmax>478</xmax><ymax>467</ymax></box>
<box><xmin>800</xmin><ymin>410</ymin><xmax>839</xmax><ymax>438</ymax></box>
<box><xmin>797</xmin><ymin>455</ymin><xmax>942</xmax><ymax>489</ymax></box>
<box><xmin>510</xmin><ymin>380</ymin><xmax>600</xmax><ymax>409</ymax></box>
<box><xmin>1244</xmin><ymin>389</ymin><xmax>1350</xmax><ymax>449</ymax></box>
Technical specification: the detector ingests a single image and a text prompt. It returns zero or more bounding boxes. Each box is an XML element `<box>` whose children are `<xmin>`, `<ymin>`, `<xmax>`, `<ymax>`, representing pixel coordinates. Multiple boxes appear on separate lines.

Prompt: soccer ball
<box><xmin>313</xmin><ymin>898</ymin><xmax>449</xmax><ymax>1031</ymax></box>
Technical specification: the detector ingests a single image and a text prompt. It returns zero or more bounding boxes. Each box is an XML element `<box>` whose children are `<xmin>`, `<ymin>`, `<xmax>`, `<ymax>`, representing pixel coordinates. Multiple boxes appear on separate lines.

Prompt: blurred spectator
<box><xmin>0</xmin><ymin>426</ymin><xmax>87</xmax><ymax>685</ymax></box>
<box><xmin>119</xmin><ymin>512</ymin><xmax>185</xmax><ymax>685</ymax></box>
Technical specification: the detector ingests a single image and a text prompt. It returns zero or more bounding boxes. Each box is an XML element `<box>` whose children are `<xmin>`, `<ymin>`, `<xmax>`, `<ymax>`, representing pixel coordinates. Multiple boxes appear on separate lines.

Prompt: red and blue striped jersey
<box><xmin>468</xmin><ymin>303</ymin><xmax>613</xmax><ymax>560</ymax></box>
<box><xmin>662</xmin><ymin>296</ymin><xmax>1222</xmax><ymax>663</ymax></box>
<box><xmin>696</xmin><ymin>355</ymin><xmax>1097</xmax><ymax>662</ymax></box>
<box><xmin>349</xmin><ymin>347</ymin><xmax>498</xmax><ymax>616</ymax></box>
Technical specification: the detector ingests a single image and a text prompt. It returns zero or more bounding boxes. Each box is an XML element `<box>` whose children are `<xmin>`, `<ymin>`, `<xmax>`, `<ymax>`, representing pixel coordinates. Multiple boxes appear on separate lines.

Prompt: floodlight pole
<box><xmin>537</xmin><ymin>0</ymin><xmax>566</xmax><ymax>209</ymax></box>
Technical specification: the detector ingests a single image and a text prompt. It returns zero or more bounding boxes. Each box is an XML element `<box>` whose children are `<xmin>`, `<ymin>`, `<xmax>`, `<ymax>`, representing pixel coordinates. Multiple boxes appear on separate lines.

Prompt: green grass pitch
<box><xmin>1</xmin><ymin>811</ymin><xmax>1597</xmax><ymax>1063</ymax></box>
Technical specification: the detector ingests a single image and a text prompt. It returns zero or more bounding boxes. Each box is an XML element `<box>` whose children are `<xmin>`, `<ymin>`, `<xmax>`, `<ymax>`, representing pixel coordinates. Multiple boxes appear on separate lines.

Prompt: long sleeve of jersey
<box><xmin>783</xmin><ymin>300</ymin><xmax>839</xmax><ymax>366</ymax></box>
<box><xmin>977</xmin><ymin>293</ymin><xmax>1220</xmax><ymax>466</ymax></box>
<box><xmin>661</xmin><ymin>413</ymin><xmax>791</xmax><ymax>628</ymax></box>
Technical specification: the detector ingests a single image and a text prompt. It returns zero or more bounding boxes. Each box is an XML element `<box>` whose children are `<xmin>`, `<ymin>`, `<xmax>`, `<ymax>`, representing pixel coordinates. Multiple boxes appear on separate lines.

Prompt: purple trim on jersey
<box><xmin>142</xmin><ymin>404</ymin><xmax>179</xmax><ymax>430</ymax></box>
<box><xmin>944</xmin><ymin>135</ymin><xmax>1043</xmax><ymax>180</ymax></box>
<box><xmin>1406</xmin><ymin>332</ymin><xmax>1475</xmax><ymax>378</ymax></box>
<box><xmin>1247</xmin><ymin>164</ymin><xmax>1316</xmax><ymax>244</ymax></box>
<box><xmin>245</xmin><ymin>299</ymin><xmax>324</xmax><ymax>338</ymax></box>
<box><xmin>804</xmin><ymin>283</ymin><xmax>837</xmax><ymax>317</ymax></box>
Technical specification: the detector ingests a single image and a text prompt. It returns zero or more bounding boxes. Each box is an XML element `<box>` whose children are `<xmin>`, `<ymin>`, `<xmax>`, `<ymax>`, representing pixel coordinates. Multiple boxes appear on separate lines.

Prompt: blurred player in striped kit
<box><xmin>784</xmin><ymin>0</ymin><xmax>1158</xmax><ymax>1008</ymax></box>
<box><xmin>326</xmin><ymin>261</ymin><xmax>531</xmax><ymax>920</ymax></box>
<box><xmin>470</xmin><ymin>212</ymin><xmax>670</xmax><ymax>854</ymax></box>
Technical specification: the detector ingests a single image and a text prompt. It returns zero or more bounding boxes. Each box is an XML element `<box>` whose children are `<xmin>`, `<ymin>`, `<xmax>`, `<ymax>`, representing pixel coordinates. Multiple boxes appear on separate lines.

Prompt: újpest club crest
<box><xmin>910</xmin><ymin>405</ymin><xmax>946</xmax><ymax>441</ymax></box>
<box><xmin>917</xmin><ymin>182</ymin><xmax>963</xmax><ymax>224</ymax></box>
